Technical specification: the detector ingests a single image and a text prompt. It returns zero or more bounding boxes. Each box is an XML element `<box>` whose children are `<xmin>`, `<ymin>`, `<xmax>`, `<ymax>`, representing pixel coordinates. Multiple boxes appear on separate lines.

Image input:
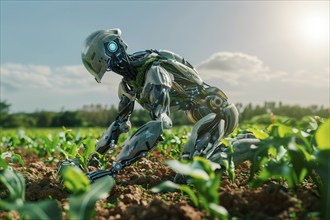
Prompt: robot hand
<box><xmin>87</xmin><ymin>153</ymin><xmax>102</xmax><ymax>168</ymax></box>
<box><xmin>86</xmin><ymin>148</ymin><xmax>151</xmax><ymax>183</ymax></box>
<box><xmin>57</xmin><ymin>158</ymin><xmax>118</xmax><ymax>184</ymax></box>
<box><xmin>85</xmin><ymin>161</ymin><xmax>123</xmax><ymax>183</ymax></box>
<box><xmin>56</xmin><ymin>157</ymin><xmax>84</xmax><ymax>184</ymax></box>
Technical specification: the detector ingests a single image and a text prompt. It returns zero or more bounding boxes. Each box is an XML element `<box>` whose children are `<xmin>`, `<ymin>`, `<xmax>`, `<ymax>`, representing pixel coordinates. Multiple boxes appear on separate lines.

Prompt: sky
<box><xmin>1</xmin><ymin>1</ymin><xmax>329</xmax><ymax>113</ymax></box>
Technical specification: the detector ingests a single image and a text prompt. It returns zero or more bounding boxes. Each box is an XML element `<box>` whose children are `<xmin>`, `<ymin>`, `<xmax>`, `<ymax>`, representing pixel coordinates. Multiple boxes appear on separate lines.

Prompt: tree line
<box><xmin>0</xmin><ymin>100</ymin><xmax>328</xmax><ymax>128</ymax></box>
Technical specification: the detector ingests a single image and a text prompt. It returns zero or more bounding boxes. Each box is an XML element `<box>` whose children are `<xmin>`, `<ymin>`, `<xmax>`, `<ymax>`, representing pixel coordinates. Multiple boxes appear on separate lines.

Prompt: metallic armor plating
<box><xmin>59</xmin><ymin>29</ymin><xmax>259</xmax><ymax>183</ymax></box>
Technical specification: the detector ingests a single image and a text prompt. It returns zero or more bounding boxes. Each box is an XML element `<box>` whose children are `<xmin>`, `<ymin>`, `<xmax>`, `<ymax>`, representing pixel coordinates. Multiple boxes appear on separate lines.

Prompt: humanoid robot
<box><xmin>59</xmin><ymin>29</ymin><xmax>258</xmax><ymax>182</ymax></box>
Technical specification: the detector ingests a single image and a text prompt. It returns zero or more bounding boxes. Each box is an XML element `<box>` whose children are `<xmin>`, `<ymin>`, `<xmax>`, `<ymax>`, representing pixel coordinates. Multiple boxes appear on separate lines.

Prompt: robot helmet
<box><xmin>81</xmin><ymin>28</ymin><xmax>128</xmax><ymax>83</ymax></box>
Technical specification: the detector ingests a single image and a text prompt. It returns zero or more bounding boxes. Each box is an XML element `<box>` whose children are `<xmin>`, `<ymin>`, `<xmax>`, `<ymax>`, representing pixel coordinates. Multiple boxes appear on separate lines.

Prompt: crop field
<box><xmin>0</xmin><ymin>116</ymin><xmax>329</xmax><ymax>220</ymax></box>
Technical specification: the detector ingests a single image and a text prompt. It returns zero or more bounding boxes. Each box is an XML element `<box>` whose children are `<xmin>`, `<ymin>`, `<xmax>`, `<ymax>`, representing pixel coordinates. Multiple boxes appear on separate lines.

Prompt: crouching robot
<box><xmin>58</xmin><ymin>29</ymin><xmax>259</xmax><ymax>182</ymax></box>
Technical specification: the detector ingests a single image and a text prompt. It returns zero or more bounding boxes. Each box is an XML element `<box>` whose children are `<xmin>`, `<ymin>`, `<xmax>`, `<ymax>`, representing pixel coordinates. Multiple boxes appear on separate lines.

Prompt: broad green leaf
<box><xmin>151</xmin><ymin>180</ymin><xmax>199</xmax><ymax>207</ymax></box>
<box><xmin>17</xmin><ymin>200</ymin><xmax>62</xmax><ymax>220</ymax></box>
<box><xmin>196</xmin><ymin>194</ymin><xmax>209</xmax><ymax>211</ymax></box>
<box><xmin>256</xmin><ymin>161</ymin><xmax>297</xmax><ymax>189</ymax></box>
<box><xmin>276</xmin><ymin>145</ymin><xmax>287</xmax><ymax>161</ymax></box>
<box><xmin>69</xmin><ymin>143</ymin><xmax>78</xmax><ymax>158</ymax></box>
<box><xmin>221</xmin><ymin>138</ymin><xmax>230</xmax><ymax>147</ymax></box>
<box><xmin>11</xmin><ymin>154</ymin><xmax>25</xmax><ymax>167</ymax></box>
<box><xmin>315</xmin><ymin>118</ymin><xmax>330</xmax><ymax>150</ymax></box>
<box><xmin>1</xmin><ymin>152</ymin><xmax>24</xmax><ymax>166</ymax></box>
<box><xmin>278</xmin><ymin>124</ymin><xmax>294</xmax><ymax>138</ymax></box>
<box><xmin>209</xmin><ymin>203</ymin><xmax>228</xmax><ymax>220</ymax></box>
<box><xmin>295</xmin><ymin>131</ymin><xmax>313</xmax><ymax>153</ymax></box>
<box><xmin>248</xmin><ymin>128</ymin><xmax>269</xmax><ymax>140</ymax></box>
<box><xmin>0</xmin><ymin>157</ymin><xmax>8</xmax><ymax>169</ymax></box>
<box><xmin>294</xmin><ymin>143</ymin><xmax>312</xmax><ymax>161</ymax></box>
<box><xmin>308</xmin><ymin>116</ymin><xmax>319</xmax><ymax>130</ymax></box>
<box><xmin>61</xmin><ymin>166</ymin><xmax>90</xmax><ymax>194</ymax></box>
<box><xmin>68</xmin><ymin>175</ymin><xmax>114</xmax><ymax>220</ymax></box>
<box><xmin>298</xmin><ymin>168</ymin><xmax>308</xmax><ymax>182</ymax></box>
<box><xmin>268</xmin><ymin>146</ymin><xmax>277</xmax><ymax>158</ymax></box>
<box><xmin>150</xmin><ymin>180</ymin><xmax>179</xmax><ymax>193</ymax></box>
<box><xmin>165</xmin><ymin>160</ymin><xmax>209</xmax><ymax>180</ymax></box>
<box><xmin>178</xmin><ymin>185</ymin><xmax>199</xmax><ymax>207</ymax></box>
<box><xmin>192</xmin><ymin>156</ymin><xmax>221</xmax><ymax>174</ymax></box>
<box><xmin>82</xmin><ymin>138</ymin><xmax>96</xmax><ymax>161</ymax></box>
<box><xmin>314</xmin><ymin>149</ymin><xmax>330</xmax><ymax>220</ymax></box>
<box><xmin>0</xmin><ymin>200</ymin><xmax>14</xmax><ymax>211</ymax></box>
<box><xmin>0</xmin><ymin>169</ymin><xmax>25</xmax><ymax>205</ymax></box>
<box><xmin>209</xmin><ymin>173</ymin><xmax>221</xmax><ymax>194</ymax></box>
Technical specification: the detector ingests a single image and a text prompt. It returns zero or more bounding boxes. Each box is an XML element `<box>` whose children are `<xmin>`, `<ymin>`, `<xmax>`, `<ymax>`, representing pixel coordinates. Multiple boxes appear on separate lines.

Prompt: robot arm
<box><xmin>58</xmin><ymin>93</ymin><xmax>135</xmax><ymax>179</ymax></box>
<box><xmin>94</xmin><ymin>81</ymin><xmax>136</xmax><ymax>156</ymax></box>
<box><xmin>114</xmin><ymin>65</ymin><xmax>173</xmax><ymax>169</ymax></box>
<box><xmin>93</xmin><ymin>94</ymin><xmax>135</xmax><ymax>155</ymax></box>
<box><xmin>87</xmin><ymin>65</ymin><xmax>173</xmax><ymax>181</ymax></box>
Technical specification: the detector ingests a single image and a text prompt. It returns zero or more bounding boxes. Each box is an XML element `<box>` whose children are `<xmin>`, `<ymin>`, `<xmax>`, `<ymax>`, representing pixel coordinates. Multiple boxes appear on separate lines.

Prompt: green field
<box><xmin>0</xmin><ymin>117</ymin><xmax>329</xmax><ymax>219</ymax></box>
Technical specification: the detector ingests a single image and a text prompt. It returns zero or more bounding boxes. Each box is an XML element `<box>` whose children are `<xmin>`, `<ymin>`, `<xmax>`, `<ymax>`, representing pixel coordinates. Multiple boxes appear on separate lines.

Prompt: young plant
<box><xmin>0</xmin><ymin>168</ymin><xmax>62</xmax><ymax>220</ymax></box>
<box><xmin>57</xmin><ymin>128</ymin><xmax>97</xmax><ymax>171</ymax></box>
<box><xmin>151</xmin><ymin>157</ymin><xmax>228</xmax><ymax>220</ymax></box>
<box><xmin>68</xmin><ymin>175</ymin><xmax>115</xmax><ymax>220</ymax></box>
<box><xmin>0</xmin><ymin>168</ymin><xmax>115</xmax><ymax>220</ymax></box>
<box><xmin>0</xmin><ymin>150</ymin><xmax>24</xmax><ymax>170</ymax></box>
<box><xmin>60</xmin><ymin>166</ymin><xmax>90</xmax><ymax>194</ymax></box>
<box><xmin>313</xmin><ymin>118</ymin><xmax>330</xmax><ymax>220</ymax></box>
<box><xmin>248</xmin><ymin>117</ymin><xmax>329</xmax><ymax>219</ymax></box>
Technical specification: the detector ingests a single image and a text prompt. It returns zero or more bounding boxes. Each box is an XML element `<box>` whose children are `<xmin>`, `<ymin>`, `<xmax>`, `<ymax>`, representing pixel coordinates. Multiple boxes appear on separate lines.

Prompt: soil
<box><xmin>0</xmin><ymin>147</ymin><xmax>321</xmax><ymax>220</ymax></box>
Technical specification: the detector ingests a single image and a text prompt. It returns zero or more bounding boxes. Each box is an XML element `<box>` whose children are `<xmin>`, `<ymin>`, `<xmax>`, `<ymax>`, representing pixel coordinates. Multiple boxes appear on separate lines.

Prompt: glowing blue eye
<box><xmin>108</xmin><ymin>41</ymin><xmax>118</xmax><ymax>52</ymax></box>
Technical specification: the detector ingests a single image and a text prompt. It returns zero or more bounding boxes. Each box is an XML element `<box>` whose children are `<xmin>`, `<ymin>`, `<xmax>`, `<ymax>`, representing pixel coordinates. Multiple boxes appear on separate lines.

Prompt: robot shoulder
<box><xmin>144</xmin><ymin>64</ymin><xmax>173</xmax><ymax>88</ymax></box>
<box><xmin>157</xmin><ymin>50</ymin><xmax>203</xmax><ymax>86</ymax></box>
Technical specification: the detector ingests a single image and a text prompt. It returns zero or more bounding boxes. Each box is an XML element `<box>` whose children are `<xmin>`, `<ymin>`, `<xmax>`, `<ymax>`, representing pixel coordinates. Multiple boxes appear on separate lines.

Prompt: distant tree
<box><xmin>79</xmin><ymin>104</ymin><xmax>116</xmax><ymax>127</ymax></box>
<box><xmin>131</xmin><ymin>109</ymin><xmax>151</xmax><ymax>127</ymax></box>
<box><xmin>35</xmin><ymin>111</ymin><xmax>55</xmax><ymax>127</ymax></box>
<box><xmin>0</xmin><ymin>100</ymin><xmax>11</xmax><ymax>114</ymax></box>
<box><xmin>51</xmin><ymin>111</ymin><xmax>83</xmax><ymax>127</ymax></box>
<box><xmin>1</xmin><ymin>101</ymin><xmax>328</xmax><ymax>128</ymax></box>
<box><xmin>0</xmin><ymin>100</ymin><xmax>11</xmax><ymax>127</ymax></box>
<box><xmin>3</xmin><ymin>113</ymin><xmax>36</xmax><ymax>128</ymax></box>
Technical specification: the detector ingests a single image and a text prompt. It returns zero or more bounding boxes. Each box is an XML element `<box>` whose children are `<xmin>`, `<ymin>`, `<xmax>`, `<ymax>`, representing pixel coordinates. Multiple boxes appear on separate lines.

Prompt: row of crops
<box><xmin>0</xmin><ymin>116</ymin><xmax>329</xmax><ymax>219</ymax></box>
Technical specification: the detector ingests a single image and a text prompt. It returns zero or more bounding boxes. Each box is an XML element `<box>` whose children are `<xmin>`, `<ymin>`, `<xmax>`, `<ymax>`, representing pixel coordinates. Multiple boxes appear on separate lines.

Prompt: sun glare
<box><xmin>299</xmin><ymin>13</ymin><xmax>329</xmax><ymax>44</ymax></box>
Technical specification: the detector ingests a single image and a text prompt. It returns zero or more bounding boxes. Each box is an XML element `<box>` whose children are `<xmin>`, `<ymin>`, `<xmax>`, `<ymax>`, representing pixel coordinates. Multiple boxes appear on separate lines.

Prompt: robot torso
<box><xmin>118</xmin><ymin>49</ymin><xmax>229</xmax><ymax>122</ymax></box>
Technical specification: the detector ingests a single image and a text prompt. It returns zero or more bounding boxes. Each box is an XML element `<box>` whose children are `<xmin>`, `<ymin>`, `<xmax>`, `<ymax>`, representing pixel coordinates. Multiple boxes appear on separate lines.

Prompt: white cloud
<box><xmin>196</xmin><ymin>52</ymin><xmax>329</xmax><ymax>106</ymax></box>
<box><xmin>1</xmin><ymin>63</ymin><xmax>122</xmax><ymax>112</ymax></box>
<box><xmin>198</xmin><ymin>52</ymin><xmax>268</xmax><ymax>72</ymax></box>
<box><xmin>196</xmin><ymin>52</ymin><xmax>329</xmax><ymax>88</ymax></box>
<box><xmin>197</xmin><ymin>52</ymin><xmax>277</xmax><ymax>85</ymax></box>
<box><xmin>1</xmin><ymin>63</ymin><xmax>52</xmax><ymax>89</ymax></box>
<box><xmin>1</xmin><ymin>63</ymin><xmax>120</xmax><ymax>94</ymax></box>
<box><xmin>1</xmin><ymin>55</ymin><xmax>328</xmax><ymax>112</ymax></box>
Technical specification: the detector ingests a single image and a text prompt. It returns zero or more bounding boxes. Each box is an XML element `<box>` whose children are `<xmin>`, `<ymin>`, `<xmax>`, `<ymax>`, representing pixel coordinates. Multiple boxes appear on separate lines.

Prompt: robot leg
<box><xmin>86</xmin><ymin>118</ymin><xmax>169</xmax><ymax>182</ymax></box>
<box><xmin>180</xmin><ymin>112</ymin><xmax>219</xmax><ymax>160</ymax></box>
<box><xmin>208</xmin><ymin>134</ymin><xmax>260</xmax><ymax>167</ymax></box>
<box><xmin>180</xmin><ymin>103</ymin><xmax>239</xmax><ymax>161</ymax></box>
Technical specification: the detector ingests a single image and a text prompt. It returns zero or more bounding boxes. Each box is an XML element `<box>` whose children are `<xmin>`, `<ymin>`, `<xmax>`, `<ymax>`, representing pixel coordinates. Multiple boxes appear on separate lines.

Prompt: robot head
<box><xmin>81</xmin><ymin>28</ymin><xmax>128</xmax><ymax>83</ymax></box>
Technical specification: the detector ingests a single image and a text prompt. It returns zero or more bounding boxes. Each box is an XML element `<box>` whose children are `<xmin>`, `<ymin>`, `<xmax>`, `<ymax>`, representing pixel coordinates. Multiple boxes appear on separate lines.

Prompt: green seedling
<box><xmin>151</xmin><ymin>157</ymin><xmax>228</xmax><ymax>220</ymax></box>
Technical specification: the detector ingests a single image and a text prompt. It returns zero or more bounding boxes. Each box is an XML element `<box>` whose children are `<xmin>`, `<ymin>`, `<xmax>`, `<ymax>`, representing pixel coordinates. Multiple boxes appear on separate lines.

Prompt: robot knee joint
<box><xmin>206</xmin><ymin>95</ymin><xmax>224</xmax><ymax>111</ymax></box>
